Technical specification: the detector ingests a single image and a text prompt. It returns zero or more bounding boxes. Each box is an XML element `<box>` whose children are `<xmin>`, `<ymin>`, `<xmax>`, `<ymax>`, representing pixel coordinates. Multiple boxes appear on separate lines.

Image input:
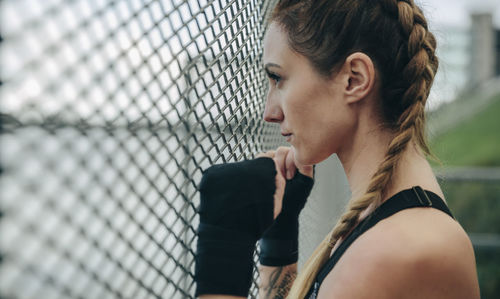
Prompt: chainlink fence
<box><xmin>0</xmin><ymin>1</ymin><xmax>347</xmax><ymax>298</ymax></box>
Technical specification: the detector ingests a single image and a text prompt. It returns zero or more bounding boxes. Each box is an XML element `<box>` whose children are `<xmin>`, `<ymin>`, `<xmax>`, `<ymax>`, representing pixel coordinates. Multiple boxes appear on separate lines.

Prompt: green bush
<box><xmin>440</xmin><ymin>181</ymin><xmax>500</xmax><ymax>234</ymax></box>
<box><xmin>431</xmin><ymin>94</ymin><xmax>500</xmax><ymax>167</ymax></box>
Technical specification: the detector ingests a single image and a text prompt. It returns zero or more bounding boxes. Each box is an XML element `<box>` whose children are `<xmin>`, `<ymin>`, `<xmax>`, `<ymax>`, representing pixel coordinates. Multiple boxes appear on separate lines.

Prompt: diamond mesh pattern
<box><xmin>0</xmin><ymin>0</ymin><xmax>284</xmax><ymax>298</ymax></box>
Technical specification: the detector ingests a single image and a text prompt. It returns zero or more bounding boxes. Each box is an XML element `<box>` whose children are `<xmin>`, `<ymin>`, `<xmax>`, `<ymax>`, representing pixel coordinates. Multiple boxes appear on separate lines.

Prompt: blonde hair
<box><xmin>270</xmin><ymin>0</ymin><xmax>439</xmax><ymax>298</ymax></box>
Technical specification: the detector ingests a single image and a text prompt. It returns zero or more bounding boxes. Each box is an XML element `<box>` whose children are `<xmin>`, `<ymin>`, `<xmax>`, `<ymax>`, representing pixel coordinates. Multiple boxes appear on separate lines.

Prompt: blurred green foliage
<box><xmin>430</xmin><ymin>93</ymin><xmax>500</xmax><ymax>299</ymax></box>
<box><xmin>439</xmin><ymin>181</ymin><xmax>500</xmax><ymax>299</ymax></box>
<box><xmin>431</xmin><ymin>94</ymin><xmax>500</xmax><ymax>167</ymax></box>
<box><xmin>440</xmin><ymin>181</ymin><xmax>500</xmax><ymax>234</ymax></box>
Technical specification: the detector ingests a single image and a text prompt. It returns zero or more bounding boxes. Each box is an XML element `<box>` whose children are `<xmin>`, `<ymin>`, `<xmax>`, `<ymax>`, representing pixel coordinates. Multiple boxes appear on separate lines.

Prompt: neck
<box><xmin>337</xmin><ymin>123</ymin><xmax>394</xmax><ymax>201</ymax></box>
<box><xmin>337</xmin><ymin>123</ymin><xmax>444</xmax><ymax>215</ymax></box>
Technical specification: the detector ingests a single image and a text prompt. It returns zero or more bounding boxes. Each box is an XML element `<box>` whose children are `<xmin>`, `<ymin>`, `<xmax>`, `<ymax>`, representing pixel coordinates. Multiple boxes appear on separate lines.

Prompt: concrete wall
<box><xmin>298</xmin><ymin>154</ymin><xmax>350</xmax><ymax>270</ymax></box>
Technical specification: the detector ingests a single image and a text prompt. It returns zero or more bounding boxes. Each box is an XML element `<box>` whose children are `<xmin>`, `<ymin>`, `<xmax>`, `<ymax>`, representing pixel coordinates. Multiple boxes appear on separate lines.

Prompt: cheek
<box><xmin>284</xmin><ymin>86</ymin><xmax>319</xmax><ymax>121</ymax></box>
<box><xmin>324</xmin><ymin>103</ymin><xmax>357</xmax><ymax>144</ymax></box>
<box><xmin>295</xmin><ymin>98</ymin><xmax>356</xmax><ymax>164</ymax></box>
<box><xmin>295</xmin><ymin>131</ymin><xmax>335</xmax><ymax>165</ymax></box>
<box><xmin>282</xmin><ymin>74</ymin><xmax>356</xmax><ymax>163</ymax></box>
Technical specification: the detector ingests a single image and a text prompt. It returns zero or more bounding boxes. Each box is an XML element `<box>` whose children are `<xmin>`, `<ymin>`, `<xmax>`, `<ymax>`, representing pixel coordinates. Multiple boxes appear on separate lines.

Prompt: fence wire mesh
<box><xmin>3</xmin><ymin>1</ymin><xmax>498</xmax><ymax>297</ymax></box>
<box><xmin>0</xmin><ymin>0</ymin><xmax>294</xmax><ymax>298</ymax></box>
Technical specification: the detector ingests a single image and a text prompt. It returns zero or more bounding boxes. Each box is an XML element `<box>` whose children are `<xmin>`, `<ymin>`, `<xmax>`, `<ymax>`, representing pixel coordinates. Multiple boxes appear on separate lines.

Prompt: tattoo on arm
<box><xmin>260</xmin><ymin>266</ymin><xmax>297</xmax><ymax>299</ymax></box>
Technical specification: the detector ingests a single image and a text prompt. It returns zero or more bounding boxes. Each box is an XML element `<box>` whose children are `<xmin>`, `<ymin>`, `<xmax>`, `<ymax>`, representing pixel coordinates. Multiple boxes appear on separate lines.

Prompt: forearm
<box><xmin>258</xmin><ymin>263</ymin><xmax>297</xmax><ymax>299</ymax></box>
<box><xmin>195</xmin><ymin>156</ymin><xmax>310</xmax><ymax>299</ymax></box>
<box><xmin>199</xmin><ymin>295</ymin><xmax>244</xmax><ymax>299</ymax></box>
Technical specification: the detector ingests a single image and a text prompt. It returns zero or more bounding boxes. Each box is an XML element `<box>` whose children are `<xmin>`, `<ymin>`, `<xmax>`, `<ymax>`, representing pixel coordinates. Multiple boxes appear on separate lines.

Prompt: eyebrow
<box><xmin>264</xmin><ymin>63</ymin><xmax>282</xmax><ymax>71</ymax></box>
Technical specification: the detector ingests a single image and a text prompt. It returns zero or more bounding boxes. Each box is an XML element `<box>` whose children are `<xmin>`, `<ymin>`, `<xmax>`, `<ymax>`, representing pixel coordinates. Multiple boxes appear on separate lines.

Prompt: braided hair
<box><xmin>270</xmin><ymin>1</ymin><xmax>439</xmax><ymax>298</ymax></box>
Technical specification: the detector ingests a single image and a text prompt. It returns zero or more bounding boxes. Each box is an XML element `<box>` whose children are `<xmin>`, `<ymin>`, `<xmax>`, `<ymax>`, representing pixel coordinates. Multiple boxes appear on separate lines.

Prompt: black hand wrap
<box><xmin>195</xmin><ymin>157</ymin><xmax>276</xmax><ymax>297</ymax></box>
<box><xmin>259</xmin><ymin>169</ymin><xmax>314</xmax><ymax>266</ymax></box>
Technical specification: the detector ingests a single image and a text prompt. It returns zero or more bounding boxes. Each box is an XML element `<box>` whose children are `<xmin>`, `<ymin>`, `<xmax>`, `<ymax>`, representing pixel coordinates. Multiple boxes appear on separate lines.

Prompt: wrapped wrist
<box><xmin>195</xmin><ymin>224</ymin><xmax>256</xmax><ymax>297</ymax></box>
<box><xmin>259</xmin><ymin>171</ymin><xmax>314</xmax><ymax>266</ymax></box>
<box><xmin>194</xmin><ymin>158</ymin><xmax>278</xmax><ymax>296</ymax></box>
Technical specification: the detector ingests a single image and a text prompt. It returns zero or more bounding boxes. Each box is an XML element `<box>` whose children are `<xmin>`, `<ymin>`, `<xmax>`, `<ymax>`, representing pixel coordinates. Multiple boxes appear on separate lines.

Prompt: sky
<box><xmin>415</xmin><ymin>0</ymin><xmax>500</xmax><ymax>109</ymax></box>
<box><xmin>420</xmin><ymin>0</ymin><xmax>500</xmax><ymax>28</ymax></box>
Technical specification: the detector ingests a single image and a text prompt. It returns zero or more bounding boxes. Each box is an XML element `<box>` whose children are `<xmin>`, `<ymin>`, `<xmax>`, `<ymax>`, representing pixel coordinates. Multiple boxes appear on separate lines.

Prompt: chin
<box><xmin>293</xmin><ymin>146</ymin><xmax>325</xmax><ymax>166</ymax></box>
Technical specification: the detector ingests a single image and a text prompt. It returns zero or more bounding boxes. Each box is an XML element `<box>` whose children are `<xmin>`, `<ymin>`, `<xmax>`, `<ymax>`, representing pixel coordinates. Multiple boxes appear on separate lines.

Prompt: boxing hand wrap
<box><xmin>195</xmin><ymin>157</ymin><xmax>277</xmax><ymax>297</ymax></box>
<box><xmin>259</xmin><ymin>169</ymin><xmax>314</xmax><ymax>266</ymax></box>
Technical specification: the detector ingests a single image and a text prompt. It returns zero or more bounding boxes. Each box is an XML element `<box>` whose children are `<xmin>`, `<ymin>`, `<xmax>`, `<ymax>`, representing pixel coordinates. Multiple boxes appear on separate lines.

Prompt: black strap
<box><xmin>313</xmin><ymin>186</ymin><xmax>454</xmax><ymax>289</ymax></box>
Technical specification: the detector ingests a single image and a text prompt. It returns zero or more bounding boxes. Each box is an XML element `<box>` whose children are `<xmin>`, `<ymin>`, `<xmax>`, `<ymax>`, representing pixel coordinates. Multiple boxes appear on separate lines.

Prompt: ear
<box><xmin>341</xmin><ymin>52</ymin><xmax>376</xmax><ymax>104</ymax></box>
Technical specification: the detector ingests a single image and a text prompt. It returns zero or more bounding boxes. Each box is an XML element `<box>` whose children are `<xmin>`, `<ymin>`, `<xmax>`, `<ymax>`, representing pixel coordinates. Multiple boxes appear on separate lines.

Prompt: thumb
<box><xmin>291</xmin><ymin>148</ymin><xmax>314</xmax><ymax>178</ymax></box>
<box><xmin>298</xmin><ymin>164</ymin><xmax>314</xmax><ymax>178</ymax></box>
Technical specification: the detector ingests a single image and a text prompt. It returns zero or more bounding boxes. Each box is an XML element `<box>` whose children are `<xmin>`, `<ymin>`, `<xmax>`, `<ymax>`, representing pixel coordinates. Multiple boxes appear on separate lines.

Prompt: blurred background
<box><xmin>1</xmin><ymin>0</ymin><xmax>499</xmax><ymax>298</ymax></box>
<box><xmin>425</xmin><ymin>1</ymin><xmax>500</xmax><ymax>298</ymax></box>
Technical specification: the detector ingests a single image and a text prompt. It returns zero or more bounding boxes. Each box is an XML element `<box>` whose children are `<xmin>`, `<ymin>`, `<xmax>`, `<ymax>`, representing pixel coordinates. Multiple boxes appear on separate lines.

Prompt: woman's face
<box><xmin>263</xmin><ymin>23</ymin><xmax>357</xmax><ymax>165</ymax></box>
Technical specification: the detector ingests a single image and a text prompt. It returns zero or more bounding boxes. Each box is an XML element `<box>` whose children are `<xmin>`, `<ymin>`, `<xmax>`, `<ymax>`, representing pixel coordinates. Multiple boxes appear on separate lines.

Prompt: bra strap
<box><xmin>368</xmin><ymin>186</ymin><xmax>454</xmax><ymax>225</ymax></box>
<box><xmin>313</xmin><ymin>186</ymin><xmax>454</xmax><ymax>289</ymax></box>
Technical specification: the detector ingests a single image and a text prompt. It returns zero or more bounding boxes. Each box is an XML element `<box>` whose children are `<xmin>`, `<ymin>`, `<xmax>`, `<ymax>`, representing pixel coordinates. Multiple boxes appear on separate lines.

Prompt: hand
<box><xmin>256</xmin><ymin>152</ymin><xmax>286</xmax><ymax>220</ymax></box>
<box><xmin>257</xmin><ymin>147</ymin><xmax>315</xmax><ymax>267</ymax></box>
<box><xmin>195</xmin><ymin>157</ymin><xmax>281</xmax><ymax>297</ymax></box>
<box><xmin>258</xmin><ymin>146</ymin><xmax>314</xmax><ymax>180</ymax></box>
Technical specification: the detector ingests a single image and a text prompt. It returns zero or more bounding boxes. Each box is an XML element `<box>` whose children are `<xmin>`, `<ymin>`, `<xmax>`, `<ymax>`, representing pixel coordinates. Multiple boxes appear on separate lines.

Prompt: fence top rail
<box><xmin>468</xmin><ymin>233</ymin><xmax>500</xmax><ymax>249</ymax></box>
<box><xmin>433</xmin><ymin>166</ymin><xmax>500</xmax><ymax>182</ymax></box>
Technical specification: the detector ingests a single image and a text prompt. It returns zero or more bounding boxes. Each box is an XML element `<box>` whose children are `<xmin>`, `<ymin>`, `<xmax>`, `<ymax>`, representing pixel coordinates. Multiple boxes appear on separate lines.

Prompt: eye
<box><xmin>266</xmin><ymin>71</ymin><xmax>282</xmax><ymax>85</ymax></box>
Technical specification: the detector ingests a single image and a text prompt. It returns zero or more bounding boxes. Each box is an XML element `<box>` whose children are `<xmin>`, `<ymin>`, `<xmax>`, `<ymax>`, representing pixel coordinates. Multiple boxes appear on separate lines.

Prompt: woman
<box><xmin>194</xmin><ymin>0</ymin><xmax>480</xmax><ymax>298</ymax></box>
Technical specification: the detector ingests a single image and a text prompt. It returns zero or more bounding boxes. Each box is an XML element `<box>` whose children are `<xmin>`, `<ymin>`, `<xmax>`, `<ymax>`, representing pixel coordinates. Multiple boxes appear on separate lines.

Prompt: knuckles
<box><xmin>275</xmin><ymin>146</ymin><xmax>290</xmax><ymax>157</ymax></box>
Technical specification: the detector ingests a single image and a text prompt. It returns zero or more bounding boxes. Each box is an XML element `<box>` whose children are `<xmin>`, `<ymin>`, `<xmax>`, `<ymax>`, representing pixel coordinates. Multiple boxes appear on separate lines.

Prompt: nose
<box><xmin>263</xmin><ymin>95</ymin><xmax>283</xmax><ymax>123</ymax></box>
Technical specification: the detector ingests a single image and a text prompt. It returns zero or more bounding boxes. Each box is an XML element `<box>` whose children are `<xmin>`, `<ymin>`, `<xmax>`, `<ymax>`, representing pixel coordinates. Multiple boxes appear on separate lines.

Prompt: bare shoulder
<box><xmin>318</xmin><ymin>208</ymin><xmax>480</xmax><ymax>299</ymax></box>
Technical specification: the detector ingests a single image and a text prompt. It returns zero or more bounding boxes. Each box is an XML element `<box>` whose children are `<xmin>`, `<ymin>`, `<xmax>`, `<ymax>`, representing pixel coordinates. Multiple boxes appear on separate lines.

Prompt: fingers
<box><xmin>285</xmin><ymin>148</ymin><xmax>297</xmax><ymax>180</ymax></box>
<box><xmin>290</xmin><ymin>147</ymin><xmax>314</xmax><ymax>178</ymax></box>
<box><xmin>256</xmin><ymin>150</ymin><xmax>285</xmax><ymax>218</ymax></box>
<box><xmin>256</xmin><ymin>150</ymin><xmax>275</xmax><ymax>159</ymax></box>
<box><xmin>273</xmin><ymin>160</ymin><xmax>285</xmax><ymax>219</ymax></box>
<box><xmin>274</xmin><ymin>147</ymin><xmax>285</xmax><ymax>178</ymax></box>
<box><xmin>274</xmin><ymin>147</ymin><xmax>293</xmax><ymax>180</ymax></box>
<box><xmin>257</xmin><ymin>147</ymin><xmax>313</xmax><ymax>179</ymax></box>
<box><xmin>299</xmin><ymin>164</ymin><xmax>314</xmax><ymax>178</ymax></box>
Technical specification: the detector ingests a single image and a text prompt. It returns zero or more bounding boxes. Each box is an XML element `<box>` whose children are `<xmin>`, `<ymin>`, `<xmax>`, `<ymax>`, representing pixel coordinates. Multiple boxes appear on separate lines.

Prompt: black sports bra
<box><xmin>305</xmin><ymin>186</ymin><xmax>455</xmax><ymax>299</ymax></box>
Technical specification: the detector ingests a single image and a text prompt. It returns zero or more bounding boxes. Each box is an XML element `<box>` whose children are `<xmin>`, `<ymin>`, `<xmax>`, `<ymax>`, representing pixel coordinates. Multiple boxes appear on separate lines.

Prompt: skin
<box><xmin>199</xmin><ymin>22</ymin><xmax>480</xmax><ymax>298</ymax></box>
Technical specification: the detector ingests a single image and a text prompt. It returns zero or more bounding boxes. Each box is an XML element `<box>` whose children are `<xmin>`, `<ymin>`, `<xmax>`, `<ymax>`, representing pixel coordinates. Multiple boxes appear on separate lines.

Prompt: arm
<box><xmin>199</xmin><ymin>295</ymin><xmax>244</xmax><ymax>299</ymax></box>
<box><xmin>198</xmin><ymin>263</ymin><xmax>297</xmax><ymax>299</ymax></box>
<box><xmin>256</xmin><ymin>148</ymin><xmax>312</xmax><ymax>299</ymax></box>
<box><xmin>195</xmin><ymin>149</ymin><xmax>312</xmax><ymax>298</ymax></box>
<box><xmin>195</xmin><ymin>158</ymin><xmax>285</xmax><ymax>298</ymax></box>
<box><xmin>258</xmin><ymin>263</ymin><xmax>297</xmax><ymax>299</ymax></box>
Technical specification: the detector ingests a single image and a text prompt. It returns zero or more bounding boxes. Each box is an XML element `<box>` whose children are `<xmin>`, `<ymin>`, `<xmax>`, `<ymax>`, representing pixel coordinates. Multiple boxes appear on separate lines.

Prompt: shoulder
<box><xmin>318</xmin><ymin>208</ymin><xmax>480</xmax><ymax>299</ymax></box>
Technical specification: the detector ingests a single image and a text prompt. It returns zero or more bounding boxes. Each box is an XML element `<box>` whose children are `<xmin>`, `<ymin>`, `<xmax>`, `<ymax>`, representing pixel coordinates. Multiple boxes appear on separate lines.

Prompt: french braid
<box><xmin>272</xmin><ymin>1</ymin><xmax>439</xmax><ymax>298</ymax></box>
<box><xmin>328</xmin><ymin>0</ymin><xmax>439</xmax><ymax>247</ymax></box>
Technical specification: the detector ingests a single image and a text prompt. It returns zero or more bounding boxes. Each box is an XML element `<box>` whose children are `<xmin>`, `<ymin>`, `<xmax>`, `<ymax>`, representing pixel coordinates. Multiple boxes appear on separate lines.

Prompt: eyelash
<box><xmin>266</xmin><ymin>71</ymin><xmax>282</xmax><ymax>85</ymax></box>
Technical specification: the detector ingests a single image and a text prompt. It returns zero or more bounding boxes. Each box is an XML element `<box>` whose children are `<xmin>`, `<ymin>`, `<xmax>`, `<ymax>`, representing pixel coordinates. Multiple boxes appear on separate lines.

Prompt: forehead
<box><xmin>263</xmin><ymin>23</ymin><xmax>293</xmax><ymax>65</ymax></box>
<box><xmin>262</xmin><ymin>23</ymin><xmax>322</xmax><ymax>79</ymax></box>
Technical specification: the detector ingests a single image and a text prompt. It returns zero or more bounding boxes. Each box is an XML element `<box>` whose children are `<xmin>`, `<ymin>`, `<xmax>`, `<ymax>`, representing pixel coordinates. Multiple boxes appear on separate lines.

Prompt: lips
<box><xmin>282</xmin><ymin>132</ymin><xmax>292</xmax><ymax>142</ymax></box>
